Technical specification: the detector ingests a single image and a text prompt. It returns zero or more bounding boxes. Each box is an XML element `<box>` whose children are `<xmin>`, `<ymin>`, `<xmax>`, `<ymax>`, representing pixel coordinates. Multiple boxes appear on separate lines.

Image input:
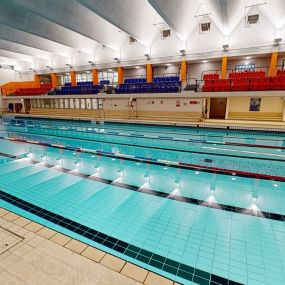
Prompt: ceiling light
<box><xmin>274</xmin><ymin>38</ymin><xmax>282</xmax><ymax>46</ymax></box>
<box><xmin>88</xmin><ymin>60</ymin><xmax>95</xmax><ymax>66</ymax></box>
<box><xmin>135</xmin><ymin>66</ymin><xmax>140</xmax><ymax>69</ymax></box>
<box><xmin>108</xmin><ymin>69</ymin><xmax>113</xmax><ymax>72</ymax></box>
<box><xmin>223</xmin><ymin>44</ymin><xmax>229</xmax><ymax>51</ymax></box>
<box><xmin>144</xmin><ymin>54</ymin><xmax>150</xmax><ymax>60</ymax></box>
<box><xmin>165</xmin><ymin>63</ymin><xmax>171</xmax><ymax>67</ymax></box>
<box><xmin>202</xmin><ymin>60</ymin><xmax>208</xmax><ymax>63</ymax></box>
<box><xmin>245</xmin><ymin>56</ymin><xmax>251</xmax><ymax>59</ymax></box>
<box><xmin>180</xmin><ymin>49</ymin><xmax>186</xmax><ymax>56</ymax></box>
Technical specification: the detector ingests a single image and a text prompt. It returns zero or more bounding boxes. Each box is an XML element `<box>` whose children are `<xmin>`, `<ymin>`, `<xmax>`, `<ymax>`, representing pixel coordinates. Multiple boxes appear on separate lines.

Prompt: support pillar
<box><xmin>146</xmin><ymin>64</ymin><xmax>153</xmax><ymax>83</ymax></box>
<box><xmin>221</xmin><ymin>56</ymin><xmax>228</xmax><ymax>79</ymax></box>
<box><xmin>268</xmin><ymin>51</ymin><xmax>278</xmax><ymax>77</ymax></box>
<box><xmin>118</xmin><ymin>66</ymin><xmax>124</xmax><ymax>85</ymax></box>
<box><xmin>70</xmin><ymin>71</ymin><xmax>76</xmax><ymax>87</ymax></box>
<box><xmin>51</xmin><ymin>73</ymin><xmax>57</xmax><ymax>88</ymax></box>
<box><xmin>92</xmin><ymin>69</ymin><xmax>99</xmax><ymax>85</ymax></box>
<box><xmin>180</xmin><ymin>60</ymin><xmax>187</xmax><ymax>83</ymax></box>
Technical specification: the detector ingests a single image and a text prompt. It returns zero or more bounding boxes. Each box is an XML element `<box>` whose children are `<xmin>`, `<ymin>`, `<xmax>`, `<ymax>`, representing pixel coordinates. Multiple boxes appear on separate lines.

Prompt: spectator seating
<box><xmin>11</xmin><ymin>83</ymin><xmax>52</xmax><ymax>96</ymax></box>
<box><xmin>100</xmin><ymin>80</ymin><xmax>110</xmax><ymax>85</ymax></box>
<box><xmin>53</xmin><ymin>81</ymin><xmax>102</xmax><ymax>95</ymax></box>
<box><xmin>202</xmin><ymin>71</ymin><xmax>285</xmax><ymax>92</ymax></box>
<box><xmin>115</xmin><ymin>76</ymin><xmax>180</xmax><ymax>94</ymax></box>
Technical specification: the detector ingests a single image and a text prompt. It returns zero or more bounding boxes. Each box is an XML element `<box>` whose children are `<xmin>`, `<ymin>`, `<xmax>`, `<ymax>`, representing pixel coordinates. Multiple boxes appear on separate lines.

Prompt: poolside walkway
<box><xmin>0</xmin><ymin>208</ymin><xmax>177</xmax><ymax>285</ymax></box>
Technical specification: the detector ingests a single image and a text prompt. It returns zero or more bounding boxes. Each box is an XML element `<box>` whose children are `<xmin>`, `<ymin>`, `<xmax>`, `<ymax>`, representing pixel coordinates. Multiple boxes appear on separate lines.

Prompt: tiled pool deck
<box><xmin>0</xmin><ymin>207</ymin><xmax>177</xmax><ymax>285</ymax></box>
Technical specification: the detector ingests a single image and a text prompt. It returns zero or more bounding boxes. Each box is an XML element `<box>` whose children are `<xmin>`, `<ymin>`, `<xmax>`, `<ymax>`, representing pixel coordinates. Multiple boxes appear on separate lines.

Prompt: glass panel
<box><xmin>70</xmin><ymin>99</ymin><xmax>74</xmax><ymax>109</ymax></box>
<box><xmin>86</xmin><ymin>99</ymin><xmax>91</xmax><ymax>109</ymax></box>
<box><xmin>92</xmin><ymin>99</ymin><xmax>98</xmax><ymax>109</ymax></box>
<box><xmin>74</xmin><ymin>98</ymin><xmax>80</xmax><ymax>109</ymax></box>
<box><xmin>80</xmin><ymin>99</ymin><xmax>86</xmax><ymax>109</ymax></box>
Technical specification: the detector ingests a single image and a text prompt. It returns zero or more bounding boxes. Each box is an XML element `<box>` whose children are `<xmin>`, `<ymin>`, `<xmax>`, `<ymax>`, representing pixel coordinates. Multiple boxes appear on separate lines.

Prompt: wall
<box><xmin>0</xmin><ymin>69</ymin><xmax>34</xmax><ymax>86</ymax></box>
<box><xmin>228</xmin><ymin>96</ymin><xmax>284</xmax><ymax>114</ymax></box>
<box><xmin>103</xmin><ymin>97</ymin><xmax>203</xmax><ymax>113</ymax></box>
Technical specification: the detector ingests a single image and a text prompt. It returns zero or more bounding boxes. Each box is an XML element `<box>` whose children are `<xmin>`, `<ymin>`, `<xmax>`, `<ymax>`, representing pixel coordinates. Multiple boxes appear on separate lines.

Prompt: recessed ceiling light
<box><xmin>202</xmin><ymin>60</ymin><xmax>208</xmax><ymax>63</ymax></box>
<box><xmin>165</xmin><ymin>63</ymin><xmax>172</xmax><ymax>67</ymax></box>
<box><xmin>135</xmin><ymin>66</ymin><xmax>140</xmax><ymax>69</ymax></box>
<box><xmin>108</xmin><ymin>69</ymin><xmax>113</xmax><ymax>72</ymax></box>
<box><xmin>245</xmin><ymin>56</ymin><xmax>251</xmax><ymax>59</ymax></box>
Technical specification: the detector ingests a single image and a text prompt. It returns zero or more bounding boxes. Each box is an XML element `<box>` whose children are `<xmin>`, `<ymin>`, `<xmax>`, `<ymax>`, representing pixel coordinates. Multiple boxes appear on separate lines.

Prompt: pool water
<box><xmin>0</xmin><ymin>117</ymin><xmax>284</xmax><ymax>285</ymax></box>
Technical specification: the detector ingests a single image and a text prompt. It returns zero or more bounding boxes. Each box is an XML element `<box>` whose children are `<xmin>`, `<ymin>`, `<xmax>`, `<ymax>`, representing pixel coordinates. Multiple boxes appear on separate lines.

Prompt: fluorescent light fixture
<box><xmin>223</xmin><ymin>44</ymin><xmax>229</xmax><ymax>51</ymax></box>
<box><xmin>135</xmin><ymin>66</ymin><xmax>140</xmax><ymax>69</ymax></box>
<box><xmin>165</xmin><ymin>63</ymin><xmax>172</xmax><ymax>67</ymax></box>
<box><xmin>202</xmin><ymin>60</ymin><xmax>208</xmax><ymax>63</ymax></box>
<box><xmin>144</xmin><ymin>54</ymin><xmax>150</xmax><ymax>60</ymax></box>
<box><xmin>245</xmin><ymin>56</ymin><xmax>251</xmax><ymax>59</ymax></box>
<box><xmin>108</xmin><ymin>69</ymin><xmax>113</xmax><ymax>72</ymax></box>
<box><xmin>274</xmin><ymin>38</ymin><xmax>282</xmax><ymax>46</ymax></box>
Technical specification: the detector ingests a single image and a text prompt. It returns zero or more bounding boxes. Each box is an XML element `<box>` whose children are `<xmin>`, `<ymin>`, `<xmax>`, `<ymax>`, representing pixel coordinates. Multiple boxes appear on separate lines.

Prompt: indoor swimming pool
<box><xmin>0</xmin><ymin>117</ymin><xmax>284</xmax><ymax>285</ymax></box>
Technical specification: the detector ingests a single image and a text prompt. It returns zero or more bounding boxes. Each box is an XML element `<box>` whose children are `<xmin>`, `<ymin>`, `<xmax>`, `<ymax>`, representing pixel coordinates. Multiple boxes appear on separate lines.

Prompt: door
<box><xmin>209</xmin><ymin>98</ymin><xmax>227</xmax><ymax>119</ymax></box>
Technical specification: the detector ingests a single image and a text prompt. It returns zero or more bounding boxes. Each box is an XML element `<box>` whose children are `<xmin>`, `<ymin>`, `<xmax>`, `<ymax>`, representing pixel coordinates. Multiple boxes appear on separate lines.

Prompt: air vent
<box><xmin>161</xmin><ymin>29</ymin><xmax>171</xmax><ymax>39</ymax></box>
<box><xmin>129</xmin><ymin>36</ymin><xmax>137</xmax><ymax>45</ymax></box>
<box><xmin>200</xmin><ymin>22</ymin><xmax>211</xmax><ymax>33</ymax></box>
<box><xmin>247</xmin><ymin>14</ymin><xmax>259</xmax><ymax>25</ymax></box>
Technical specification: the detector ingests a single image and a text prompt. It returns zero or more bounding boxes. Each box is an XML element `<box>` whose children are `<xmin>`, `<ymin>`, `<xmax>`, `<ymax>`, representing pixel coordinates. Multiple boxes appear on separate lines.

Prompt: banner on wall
<box><xmin>249</xmin><ymin>98</ymin><xmax>261</xmax><ymax>111</ymax></box>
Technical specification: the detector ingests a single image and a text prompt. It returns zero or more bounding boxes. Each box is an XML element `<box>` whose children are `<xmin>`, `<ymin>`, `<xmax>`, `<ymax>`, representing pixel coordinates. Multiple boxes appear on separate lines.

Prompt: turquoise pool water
<box><xmin>0</xmin><ymin>117</ymin><xmax>284</xmax><ymax>285</ymax></box>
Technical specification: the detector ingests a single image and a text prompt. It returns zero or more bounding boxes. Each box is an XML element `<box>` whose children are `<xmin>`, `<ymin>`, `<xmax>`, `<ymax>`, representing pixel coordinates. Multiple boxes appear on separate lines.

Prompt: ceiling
<box><xmin>0</xmin><ymin>0</ymin><xmax>284</xmax><ymax>74</ymax></box>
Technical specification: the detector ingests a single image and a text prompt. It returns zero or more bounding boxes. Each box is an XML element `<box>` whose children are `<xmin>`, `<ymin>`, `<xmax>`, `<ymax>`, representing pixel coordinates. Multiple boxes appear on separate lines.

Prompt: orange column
<box><xmin>268</xmin><ymin>51</ymin><xmax>278</xmax><ymax>77</ymax></box>
<box><xmin>34</xmin><ymin>74</ymin><xmax>41</xmax><ymax>87</ymax></box>
<box><xmin>180</xmin><ymin>60</ymin><xmax>187</xmax><ymax>82</ymax></box>
<box><xmin>221</xmin><ymin>56</ymin><xmax>228</xmax><ymax>79</ymax></box>
<box><xmin>70</xmin><ymin>71</ymin><xmax>76</xmax><ymax>86</ymax></box>
<box><xmin>118</xmin><ymin>66</ymin><xmax>124</xmax><ymax>85</ymax></box>
<box><xmin>146</xmin><ymin>64</ymin><xmax>153</xmax><ymax>83</ymax></box>
<box><xmin>92</xmin><ymin>69</ymin><xmax>99</xmax><ymax>85</ymax></box>
<box><xmin>51</xmin><ymin>73</ymin><xmax>57</xmax><ymax>88</ymax></box>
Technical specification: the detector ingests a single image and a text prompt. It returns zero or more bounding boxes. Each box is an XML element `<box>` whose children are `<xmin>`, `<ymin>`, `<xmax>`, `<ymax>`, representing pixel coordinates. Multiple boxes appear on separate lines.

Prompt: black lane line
<box><xmin>4</xmin><ymin>129</ymin><xmax>285</xmax><ymax>163</ymax></box>
<box><xmin>1</xmin><ymin>135</ymin><xmax>285</xmax><ymax>183</ymax></box>
<box><xmin>0</xmin><ymin>190</ymin><xmax>244</xmax><ymax>285</ymax></box>
<box><xmin>3</xmin><ymin>154</ymin><xmax>283</xmax><ymax>223</ymax></box>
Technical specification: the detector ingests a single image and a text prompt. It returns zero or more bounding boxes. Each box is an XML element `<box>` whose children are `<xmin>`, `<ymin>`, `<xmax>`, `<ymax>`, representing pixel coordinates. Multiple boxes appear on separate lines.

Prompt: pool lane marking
<box><xmin>1</xmin><ymin>135</ymin><xmax>285</xmax><ymax>182</ymax></box>
<box><xmin>1</xmin><ymin>150</ymin><xmax>283</xmax><ymax>222</ymax></box>
<box><xmin>2</xmin><ymin>129</ymin><xmax>285</xmax><ymax>163</ymax></box>
<box><xmin>14</xmin><ymin>119</ymin><xmax>285</xmax><ymax>142</ymax></box>
<box><xmin>3</xmin><ymin>125</ymin><xmax>285</xmax><ymax>153</ymax></box>
<box><xmin>0</xmin><ymin>190</ymin><xmax>244</xmax><ymax>285</ymax></box>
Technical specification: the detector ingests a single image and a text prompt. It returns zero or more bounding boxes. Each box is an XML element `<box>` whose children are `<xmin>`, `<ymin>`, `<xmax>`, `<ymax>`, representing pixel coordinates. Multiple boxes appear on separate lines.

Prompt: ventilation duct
<box><xmin>247</xmin><ymin>14</ymin><xmax>259</xmax><ymax>25</ymax></box>
<box><xmin>161</xmin><ymin>29</ymin><xmax>171</xmax><ymax>39</ymax></box>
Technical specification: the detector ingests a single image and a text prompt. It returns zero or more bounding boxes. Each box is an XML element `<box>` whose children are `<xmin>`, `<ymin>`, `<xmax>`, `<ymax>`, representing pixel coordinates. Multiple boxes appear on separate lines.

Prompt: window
<box><xmin>235</xmin><ymin>64</ymin><xmax>255</xmax><ymax>72</ymax></box>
